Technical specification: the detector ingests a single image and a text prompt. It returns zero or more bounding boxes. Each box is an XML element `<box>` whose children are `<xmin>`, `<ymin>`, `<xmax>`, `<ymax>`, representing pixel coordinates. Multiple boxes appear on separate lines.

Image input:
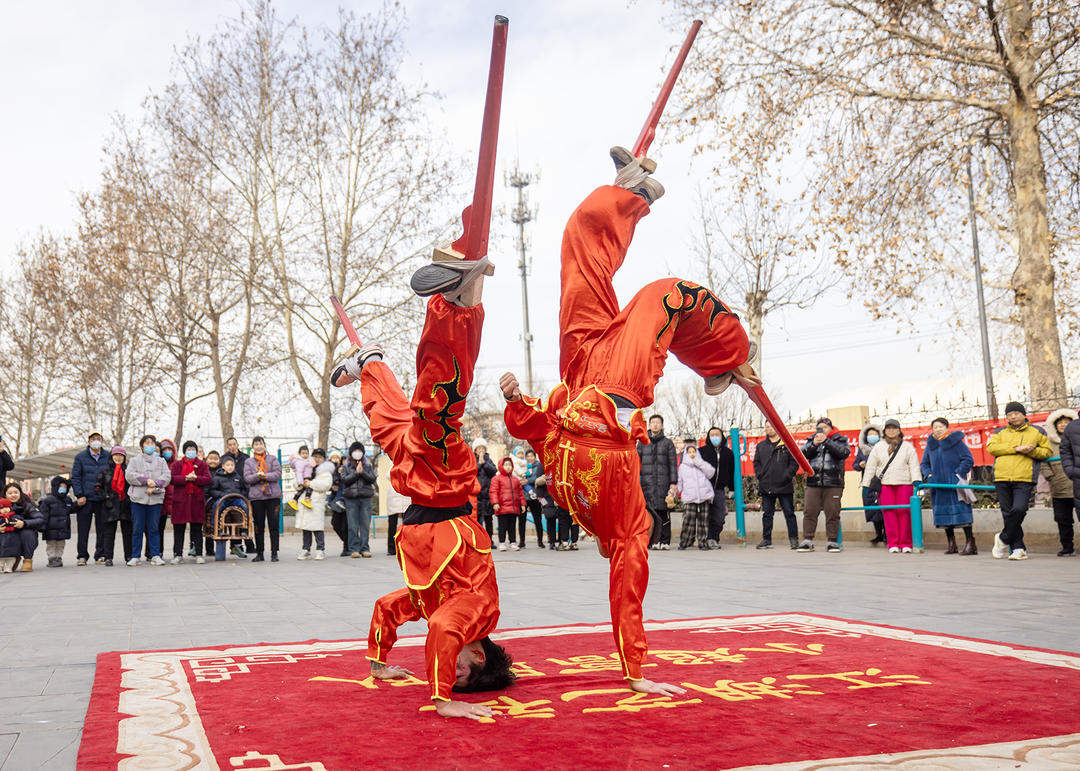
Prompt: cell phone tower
<box><xmin>506</xmin><ymin>163</ymin><xmax>539</xmax><ymax>394</ymax></box>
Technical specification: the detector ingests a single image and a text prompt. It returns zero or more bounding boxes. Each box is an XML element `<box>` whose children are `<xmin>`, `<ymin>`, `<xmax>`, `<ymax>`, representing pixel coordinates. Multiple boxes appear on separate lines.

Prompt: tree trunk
<box><xmin>1004</xmin><ymin>5</ymin><xmax>1067</xmax><ymax>409</ymax></box>
<box><xmin>744</xmin><ymin>291</ymin><xmax>765</xmax><ymax>378</ymax></box>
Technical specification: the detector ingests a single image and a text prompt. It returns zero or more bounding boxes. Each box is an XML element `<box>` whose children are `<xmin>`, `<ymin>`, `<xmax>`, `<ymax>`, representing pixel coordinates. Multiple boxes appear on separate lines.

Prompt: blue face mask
<box><xmin>709</xmin><ymin>436</ymin><xmax>723</xmax><ymax>447</ymax></box>
<box><xmin>58</xmin><ymin>487</ymin><xmax>67</xmax><ymax>496</ymax></box>
<box><xmin>143</xmin><ymin>445</ymin><xmax>156</xmax><ymax>455</ymax></box>
<box><xmin>867</xmin><ymin>435</ymin><xmax>880</xmax><ymax>445</ymax></box>
<box><xmin>185</xmin><ymin>449</ymin><xmax>197</xmax><ymax>460</ymax></box>
<box><xmin>163</xmin><ymin>450</ymin><xmax>174</xmax><ymax>460</ymax></box>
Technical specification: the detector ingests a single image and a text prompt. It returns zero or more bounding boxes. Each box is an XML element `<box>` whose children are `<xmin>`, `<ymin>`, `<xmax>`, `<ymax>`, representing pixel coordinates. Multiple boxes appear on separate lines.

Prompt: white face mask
<box><xmin>90</xmin><ymin>440</ymin><xmax>103</xmax><ymax>451</ymax></box>
<box><xmin>351</xmin><ymin>451</ymin><xmax>363</xmax><ymax>460</ymax></box>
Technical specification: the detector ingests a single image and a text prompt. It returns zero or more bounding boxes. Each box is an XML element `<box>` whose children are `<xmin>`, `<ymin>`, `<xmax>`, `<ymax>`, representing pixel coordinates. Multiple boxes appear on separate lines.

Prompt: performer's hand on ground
<box><xmin>499</xmin><ymin>371</ymin><xmax>521</xmax><ymax>402</ymax></box>
<box><xmin>435</xmin><ymin>699</ymin><xmax>495</xmax><ymax>721</ymax></box>
<box><xmin>630</xmin><ymin>678</ymin><xmax>687</xmax><ymax>697</ymax></box>
<box><xmin>370</xmin><ymin>662</ymin><xmax>414</xmax><ymax>681</ymax></box>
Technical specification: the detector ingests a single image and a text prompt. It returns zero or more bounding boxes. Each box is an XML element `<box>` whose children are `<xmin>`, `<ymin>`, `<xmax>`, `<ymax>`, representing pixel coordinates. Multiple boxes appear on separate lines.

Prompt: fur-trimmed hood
<box><xmin>858</xmin><ymin>423</ymin><xmax>883</xmax><ymax>454</ymax></box>
<box><xmin>1044</xmin><ymin>408</ymin><xmax>1078</xmax><ymax>445</ymax></box>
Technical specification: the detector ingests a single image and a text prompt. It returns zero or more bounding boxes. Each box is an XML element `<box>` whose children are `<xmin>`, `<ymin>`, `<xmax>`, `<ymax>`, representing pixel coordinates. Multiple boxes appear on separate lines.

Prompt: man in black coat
<box><xmin>700</xmin><ymin>426</ymin><xmax>735</xmax><ymax>549</ymax></box>
<box><xmin>71</xmin><ymin>431</ymin><xmax>110</xmax><ymax>565</ymax></box>
<box><xmin>472</xmin><ymin>438</ymin><xmax>497</xmax><ymax>537</ymax></box>
<box><xmin>753</xmin><ymin>422</ymin><xmax>799</xmax><ymax>549</ymax></box>
<box><xmin>1059</xmin><ymin>418</ymin><xmax>1080</xmax><ymax>551</ymax></box>
<box><xmin>638</xmin><ymin>414</ymin><xmax>677</xmax><ymax>549</ymax></box>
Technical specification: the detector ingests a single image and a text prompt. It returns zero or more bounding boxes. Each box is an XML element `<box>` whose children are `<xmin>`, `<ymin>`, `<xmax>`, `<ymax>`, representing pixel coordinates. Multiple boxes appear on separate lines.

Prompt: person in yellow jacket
<box><xmin>987</xmin><ymin>401</ymin><xmax>1052</xmax><ymax>560</ymax></box>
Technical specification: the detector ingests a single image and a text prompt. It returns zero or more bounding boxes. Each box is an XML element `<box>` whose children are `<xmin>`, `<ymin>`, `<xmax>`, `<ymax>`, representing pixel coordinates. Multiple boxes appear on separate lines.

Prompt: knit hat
<box><xmin>1004</xmin><ymin>401</ymin><xmax>1026</xmax><ymax>416</ymax></box>
<box><xmin>110</xmin><ymin>446</ymin><xmax>127</xmax><ymax>457</ymax></box>
<box><xmin>0</xmin><ymin>498</ymin><xmax>10</xmax><ymax>510</ymax></box>
<box><xmin>472</xmin><ymin>437</ymin><xmax>488</xmax><ymax>451</ymax></box>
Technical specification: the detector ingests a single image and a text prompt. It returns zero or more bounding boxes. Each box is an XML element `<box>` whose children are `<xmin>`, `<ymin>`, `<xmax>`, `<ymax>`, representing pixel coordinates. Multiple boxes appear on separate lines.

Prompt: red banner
<box><xmin>736</xmin><ymin>413</ymin><xmax>1051</xmax><ymax>475</ymax></box>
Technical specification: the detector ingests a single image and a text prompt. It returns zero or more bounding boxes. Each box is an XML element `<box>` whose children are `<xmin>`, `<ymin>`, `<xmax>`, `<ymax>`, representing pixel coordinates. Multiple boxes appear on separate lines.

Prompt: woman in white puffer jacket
<box><xmin>862</xmin><ymin>419</ymin><xmax>922</xmax><ymax>553</ymax></box>
<box><xmin>297</xmin><ymin>448</ymin><xmax>335</xmax><ymax>560</ymax></box>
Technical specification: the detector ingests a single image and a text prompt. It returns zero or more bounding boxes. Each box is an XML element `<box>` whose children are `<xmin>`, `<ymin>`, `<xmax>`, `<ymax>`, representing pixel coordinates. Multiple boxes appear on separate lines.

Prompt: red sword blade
<box><xmin>450</xmin><ymin>15</ymin><xmax>509</xmax><ymax>261</ymax></box>
<box><xmin>330</xmin><ymin>295</ymin><xmax>362</xmax><ymax>348</ymax></box>
<box><xmin>740</xmin><ymin>382</ymin><xmax>815</xmax><ymax>476</ymax></box>
<box><xmin>632</xmin><ymin>19</ymin><xmax>703</xmax><ymax>158</ymax></box>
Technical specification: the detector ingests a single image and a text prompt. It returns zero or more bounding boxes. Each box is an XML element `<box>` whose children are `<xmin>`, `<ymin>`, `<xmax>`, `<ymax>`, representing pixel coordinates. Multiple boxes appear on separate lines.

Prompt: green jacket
<box><xmin>987</xmin><ymin>422</ymin><xmax>1052</xmax><ymax>483</ymax></box>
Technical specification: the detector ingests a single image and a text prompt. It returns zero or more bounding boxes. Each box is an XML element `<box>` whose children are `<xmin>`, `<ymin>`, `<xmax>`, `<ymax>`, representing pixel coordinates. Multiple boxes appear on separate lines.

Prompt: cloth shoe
<box><xmin>1008</xmin><ymin>548</ymin><xmax>1028</xmax><ymax>560</ymax></box>
<box><xmin>410</xmin><ymin>257</ymin><xmax>492</xmax><ymax>307</ymax></box>
<box><xmin>992</xmin><ymin>532</ymin><xmax>1009</xmax><ymax>559</ymax></box>
<box><xmin>609</xmin><ymin>145</ymin><xmax>657</xmax><ymax>189</ymax></box>
<box><xmin>795</xmin><ymin>540</ymin><xmax>814</xmax><ymax>552</ymax></box>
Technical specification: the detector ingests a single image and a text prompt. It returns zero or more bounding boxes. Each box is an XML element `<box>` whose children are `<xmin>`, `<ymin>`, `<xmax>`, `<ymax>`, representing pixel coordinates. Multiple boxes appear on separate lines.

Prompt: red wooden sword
<box><xmin>739</xmin><ymin>378</ymin><xmax>814</xmax><ymax>476</ymax></box>
<box><xmin>449</xmin><ymin>15</ymin><xmax>509</xmax><ymax>262</ymax></box>
<box><xmin>330</xmin><ymin>295</ymin><xmax>362</xmax><ymax>348</ymax></box>
<box><xmin>632</xmin><ymin>19</ymin><xmax>702</xmax><ymax>158</ymax></box>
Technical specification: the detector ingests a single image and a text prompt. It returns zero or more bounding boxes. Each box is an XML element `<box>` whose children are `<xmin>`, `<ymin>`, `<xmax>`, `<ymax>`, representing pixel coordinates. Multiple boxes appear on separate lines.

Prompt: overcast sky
<box><xmin>1</xmin><ymin>0</ymin><xmax>1023</xmax><ymax>444</ymax></box>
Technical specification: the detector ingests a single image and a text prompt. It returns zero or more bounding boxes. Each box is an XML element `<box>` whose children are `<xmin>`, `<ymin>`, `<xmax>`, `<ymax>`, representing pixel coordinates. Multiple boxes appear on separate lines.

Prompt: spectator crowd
<box><xmin>2</xmin><ymin>397</ymin><xmax>1079</xmax><ymax>574</ymax></box>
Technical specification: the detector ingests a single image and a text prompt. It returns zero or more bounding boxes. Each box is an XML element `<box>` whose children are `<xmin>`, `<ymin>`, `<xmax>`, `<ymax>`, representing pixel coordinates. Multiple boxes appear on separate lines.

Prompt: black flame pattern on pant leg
<box><xmin>418</xmin><ymin>357</ymin><xmax>467</xmax><ymax>467</ymax></box>
<box><xmin>655</xmin><ymin>280</ymin><xmax>733</xmax><ymax>347</ymax></box>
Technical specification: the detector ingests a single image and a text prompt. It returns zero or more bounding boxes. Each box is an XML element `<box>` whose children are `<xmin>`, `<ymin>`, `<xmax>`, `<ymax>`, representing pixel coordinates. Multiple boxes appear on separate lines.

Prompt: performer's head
<box><xmin>453</xmin><ymin>637</ymin><xmax>516</xmax><ymax>694</ymax></box>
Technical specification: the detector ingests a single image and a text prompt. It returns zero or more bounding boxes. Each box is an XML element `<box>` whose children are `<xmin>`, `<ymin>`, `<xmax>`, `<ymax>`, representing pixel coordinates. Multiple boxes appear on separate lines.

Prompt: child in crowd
<box><xmin>0</xmin><ymin>498</ymin><xmax>24</xmax><ymax>573</ymax></box>
<box><xmin>40</xmin><ymin>477</ymin><xmax>73</xmax><ymax>567</ymax></box>
<box><xmin>3</xmin><ymin>482</ymin><xmax>42</xmax><ymax>572</ymax></box>
<box><xmin>297</xmin><ymin>448</ymin><xmax>333</xmax><ymax>560</ymax></box>
<box><xmin>201</xmin><ymin>451</ymin><xmax>221</xmax><ymax>556</ymax></box>
<box><xmin>490</xmin><ymin>456</ymin><xmax>525</xmax><ymax>551</ymax></box>
<box><xmin>677</xmin><ymin>438</ymin><xmax>715</xmax><ymax>550</ymax></box>
<box><xmin>98</xmin><ymin>447</ymin><xmax>132</xmax><ymax>566</ymax></box>
<box><xmin>209</xmin><ymin>454</ymin><xmax>249</xmax><ymax>560</ymax></box>
<box><xmin>287</xmin><ymin>445</ymin><xmax>314</xmax><ymax>510</ymax></box>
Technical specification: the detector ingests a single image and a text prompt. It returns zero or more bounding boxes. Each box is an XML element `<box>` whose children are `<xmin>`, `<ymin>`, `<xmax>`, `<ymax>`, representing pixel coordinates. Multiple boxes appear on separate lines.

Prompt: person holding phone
<box><xmin>797</xmin><ymin>418</ymin><xmax>850</xmax><ymax>552</ymax></box>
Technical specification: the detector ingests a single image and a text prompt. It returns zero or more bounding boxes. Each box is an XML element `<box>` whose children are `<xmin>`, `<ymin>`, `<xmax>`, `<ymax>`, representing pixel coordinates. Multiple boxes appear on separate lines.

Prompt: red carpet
<box><xmin>78</xmin><ymin>613</ymin><xmax>1080</xmax><ymax>769</ymax></box>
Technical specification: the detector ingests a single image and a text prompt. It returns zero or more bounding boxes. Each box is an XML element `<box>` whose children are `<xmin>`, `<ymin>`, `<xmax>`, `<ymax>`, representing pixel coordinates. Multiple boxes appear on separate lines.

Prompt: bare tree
<box><xmin>652</xmin><ymin>377</ymin><xmax>756</xmax><ymax>439</ymax></box>
<box><xmin>0</xmin><ymin>235</ymin><xmax>73</xmax><ymax>455</ymax></box>
<box><xmin>692</xmin><ymin>183</ymin><xmax>836</xmax><ymax>376</ymax></box>
<box><xmin>160</xmin><ymin>1</ymin><xmax>452</xmax><ymax>446</ymax></box>
<box><xmin>667</xmin><ymin>0</ymin><xmax>1080</xmax><ymax>406</ymax></box>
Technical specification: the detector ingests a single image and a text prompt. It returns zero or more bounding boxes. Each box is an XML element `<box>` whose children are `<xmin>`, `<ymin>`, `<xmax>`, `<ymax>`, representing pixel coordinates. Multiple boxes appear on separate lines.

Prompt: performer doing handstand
<box><xmin>331</xmin><ymin>259</ymin><xmax>514</xmax><ymax>721</ymax></box>
<box><xmin>500</xmin><ymin>148</ymin><xmax>755</xmax><ymax>697</ymax></box>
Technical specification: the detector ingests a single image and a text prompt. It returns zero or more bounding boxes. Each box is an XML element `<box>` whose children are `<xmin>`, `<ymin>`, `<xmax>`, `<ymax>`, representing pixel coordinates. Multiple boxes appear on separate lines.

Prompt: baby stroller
<box><xmin>210</xmin><ymin>494</ymin><xmax>253</xmax><ymax>561</ymax></box>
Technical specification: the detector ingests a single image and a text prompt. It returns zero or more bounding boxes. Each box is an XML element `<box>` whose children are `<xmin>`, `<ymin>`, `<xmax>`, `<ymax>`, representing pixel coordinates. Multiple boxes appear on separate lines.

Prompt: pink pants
<box><xmin>879</xmin><ymin>484</ymin><xmax>914</xmax><ymax>549</ymax></box>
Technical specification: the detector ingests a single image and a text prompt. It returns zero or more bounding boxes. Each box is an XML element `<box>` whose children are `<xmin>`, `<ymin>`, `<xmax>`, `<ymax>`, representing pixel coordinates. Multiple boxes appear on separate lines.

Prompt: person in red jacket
<box><xmin>168</xmin><ymin>440</ymin><xmax>212</xmax><ymax>564</ymax></box>
<box><xmin>330</xmin><ymin>255</ymin><xmax>514</xmax><ymax>721</ymax></box>
<box><xmin>500</xmin><ymin>149</ymin><xmax>754</xmax><ymax>698</ymax></box>
<box><xmin>489</xmin><ymin>457</ymin><xmax>525</xmax><ymax>552</ymax></box>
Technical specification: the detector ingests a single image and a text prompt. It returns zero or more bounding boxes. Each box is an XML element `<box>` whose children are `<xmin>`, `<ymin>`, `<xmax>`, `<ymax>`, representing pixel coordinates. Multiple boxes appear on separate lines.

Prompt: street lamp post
<box><xmin>966</xmin><ymin>150</ymin><xmax>999</xmax><ymax>421</ymax></box>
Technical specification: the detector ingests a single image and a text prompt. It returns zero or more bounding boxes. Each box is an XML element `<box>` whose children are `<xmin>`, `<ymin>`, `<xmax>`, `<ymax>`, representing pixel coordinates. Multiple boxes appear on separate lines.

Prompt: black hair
<box><xmin>221</xmin><ymin>455</ymin><xmax>236</xmax><ymax>465</ymax></box>
<box><xmin>182</xmin><ymin>440</ymin><xmax>198</xmax><ymax>452</ymax></box>
<box><xmin>3</xmin><ymin>481</ymin><xmax>23</xmax><ymax>497</ymax></box>
<box><xmin>206</xmin><ymin>450</ymin><xmax>220</xmax><ymax>459</ymax></box>
<box><xmin>931</xmin><ymin>417</ymin><xmax>950</xmax><ymax>429</ymax></box>
<box><xmin>139</xmin><ymin>434</ymin><xmax>157</xmax><ymax>447</ymax></box>
<box><xmin>648</xmin><ymin>414</ymin><xmax>664</xmax><ymax>424</ymax></box>
<box><xmin>299</xmin><ymin>444</ymin><xmax>309</xmax><ymax>453</ymax></box>
<box><xmin>226</xmin><ymin>436</ymin><xmax>238</xmax><ymax>444</ymax></box>
<box><xmin>816</xmin><ymin>417</ymin><xmax>833</xmax><ymax>427</ymax></box>
<box><xmin>312</xmin><ymin>447</ymin><xmax>327</xmax><ymax>458</ymax></box>
<box><xmin>252</xmin><ymin>435</ymin><xmax>266</xmax><ymax>445</ymax></box>
<box><xmin>453</xmin><ymin>637</ymin><xmax>516</xmax><ymax>694</ymax></box>
<box><xmin>524</xmin><ymin>448</ymin><xmax>536</xmax><ymax>457</ymax></box>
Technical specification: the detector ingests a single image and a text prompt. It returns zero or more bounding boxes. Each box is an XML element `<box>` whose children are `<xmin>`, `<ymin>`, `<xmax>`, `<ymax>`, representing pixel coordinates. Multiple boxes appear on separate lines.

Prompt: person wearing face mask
<box><xmin>921</xmin><ymin>418</ymin><xmax>976</xmax><ymax>555</ymax></box>
<box><xmin>168</xmin><ymin>441</ymin><xmax>212</xmax><ymax>564</ymax></box>
<box><xmin>337</xmin><ymin>441</ymin><xmax>377</xmax><ymax>558</ymax></box>
<box><xmin>699</xmin><ymin>426</ymin><xmax>735</xmax><ymax>549</ymax></box>
<box><xmin>40</xmin><ymin>476</ymin><xmax>74</xmax><ymax>567</ymax></box>
<box><xmin>96</xmin><ymin>447</ymin><xmax>133</xmax><ymax>566</ymax></box>
<box><xmin>151</xmin><ymin>439</ymin><xmax>179</xmax><ymax>559</ymax></box>
<box><xmin>243</xmin><ymin>436</ymin><xmax>283</xmax><ymax>562</ymax></box>
<box><xmin>71</xmin><ymin>431</ymin><xmax>111</xmax><ymax>566</ymax></box>
<box><xmin>126</xmin><ymin>435</ymin><xmax>172</xmax><ymax>566</ymax></box>
<box><xmin>853</xmin><ymin>423</ymin><xmax>886</xmax><ymax>545</ymax></box>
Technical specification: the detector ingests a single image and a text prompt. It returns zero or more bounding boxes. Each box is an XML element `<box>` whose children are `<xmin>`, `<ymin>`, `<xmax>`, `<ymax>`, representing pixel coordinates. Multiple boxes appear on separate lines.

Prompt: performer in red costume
<box><xmin>331</xmin><ymin>260</ymin><xmax>515</xmax><ymax>721</ymax></box>
<box><xmin>500</xmin><ymin>148</ymin><xmax>755</xmax><ymax>697</ymax></box>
